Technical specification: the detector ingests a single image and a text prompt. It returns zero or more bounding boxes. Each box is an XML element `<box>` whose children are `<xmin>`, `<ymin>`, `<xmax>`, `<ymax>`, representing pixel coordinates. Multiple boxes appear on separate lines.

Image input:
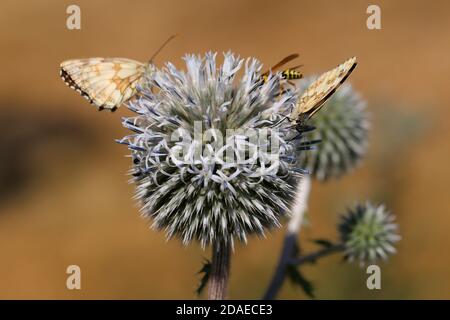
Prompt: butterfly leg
<box><xmin>296</xmin><ymin>124</ymin><xmax>316</xmax><ymax>133</ymax></box>
<box><xmin>287</xmin><ymin>126</ymin><xmax>317</xmax><ymax>142</ymax></box>
<box><xmin>287</xmin><ymin>132</ymin><xmax>303</xmax><ymax>142</ymax></box>
<box><xmin>271</xmin><ymin>115</ymin><xmax>294</xmax><ymax>128</ymax></box>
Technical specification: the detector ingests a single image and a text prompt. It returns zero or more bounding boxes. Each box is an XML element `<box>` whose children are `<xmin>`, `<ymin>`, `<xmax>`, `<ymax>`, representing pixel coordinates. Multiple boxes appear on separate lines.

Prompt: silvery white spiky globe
<box><xmin>338</xmin><ymin>202</ymin><xmax>400</xmax><ymax>264</ymax></box>
<box><xmin>118</xmin><ymin>52</ymin><xmax>307</xmax><ymax>247</ymax></box>
<box><xmin>296</xmin><ymin>78</ymin><xmax>369</xmax><ymax>181</ymax></box>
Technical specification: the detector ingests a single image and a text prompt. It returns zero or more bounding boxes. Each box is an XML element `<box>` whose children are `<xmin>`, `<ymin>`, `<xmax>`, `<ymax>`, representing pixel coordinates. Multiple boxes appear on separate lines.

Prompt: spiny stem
<box><xmin>263</xmin><ymin>233</ymin><xmax>297</xmax><ymax>300</ymax></box>
<box><xmin>263</xmin><ymin>176</ymin><xmax>311</xmax><ymax>300</ymax></box>
<box><xmin>208</xmin><ymin>241</ymin><xmax>231</xmax><ymax>300</ymax></box>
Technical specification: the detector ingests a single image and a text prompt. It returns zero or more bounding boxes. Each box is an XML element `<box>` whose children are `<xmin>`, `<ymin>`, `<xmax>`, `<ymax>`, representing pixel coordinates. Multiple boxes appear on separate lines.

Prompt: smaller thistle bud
<box><xmin>338</xmin><ymin>202</ymin><xmax>400</xmax><ymax>264</ymax></box>
<box><xmin>297</xmin><ymin>79</ymin><xmax>369</xmax><ymax>181</ymax></box>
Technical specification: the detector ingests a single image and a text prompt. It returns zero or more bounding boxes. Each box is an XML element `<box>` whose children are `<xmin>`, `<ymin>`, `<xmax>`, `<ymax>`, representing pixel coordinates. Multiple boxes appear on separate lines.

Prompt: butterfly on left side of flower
<box><xmin>60</xmin><ymin>58</ymin><xmax>149</xmax><ymax>112</ymax></box>
<box><xmin>59</xmin><ymin>35</ymin><xmax>177</xmax><ymax>112</ymax></box>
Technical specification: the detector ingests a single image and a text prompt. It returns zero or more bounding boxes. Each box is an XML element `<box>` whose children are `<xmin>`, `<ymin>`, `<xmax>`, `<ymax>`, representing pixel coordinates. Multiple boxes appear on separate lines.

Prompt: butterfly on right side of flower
<box><xmin>59</xmin><ymin>35</ymin><xmax>176</xmax><ymax>112</ymax></box>
<box><xmin>292</xmin><ymin>56</ymin><xmax>357</xmax><ymax>126</ymax></box>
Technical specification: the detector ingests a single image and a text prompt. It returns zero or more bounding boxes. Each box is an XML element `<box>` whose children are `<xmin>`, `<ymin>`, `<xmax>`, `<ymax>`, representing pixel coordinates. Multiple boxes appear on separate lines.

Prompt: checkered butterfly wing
<box><xmin>292</xmin><ymin>57</ymin><xmax>357</xmax><ymax>121</ymax></box>
<box><xmin>60</xmin><ymin>58</ymin><xmax>146</xmax><ymax>111</ymax></box>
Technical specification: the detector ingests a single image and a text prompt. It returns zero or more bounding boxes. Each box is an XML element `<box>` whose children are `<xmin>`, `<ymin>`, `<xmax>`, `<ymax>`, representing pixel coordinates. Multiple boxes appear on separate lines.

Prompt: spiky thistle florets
<box><xmin>339</xmin><ymin>202</ymin><xmax>400</xmax><ymax>264</ymax></box>
<box><xmin>118</xmin><ymin>52</ymin><xmax>306</xmax><ymax>247</ymax></box>
<box><xmin>297</xmin><ymin>79</ymin><xmax>369</xmax><ymax>181</ymax></box>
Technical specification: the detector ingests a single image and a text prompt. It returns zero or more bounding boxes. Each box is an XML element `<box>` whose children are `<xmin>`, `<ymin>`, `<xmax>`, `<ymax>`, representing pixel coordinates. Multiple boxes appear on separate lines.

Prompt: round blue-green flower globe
<box><xmin>297</xmin><ymin>78</ymin><xmax>369</xmax><ymax>181</ymax></box>
<box><xmin>118</xmin><ymin>52</ymin><xmax>308</xmax><ymax>247</ymax></box>
<box><xmin>339</xmin><ymin>202</ymin><xmax>400</xmax><ymax>264</ymax></box>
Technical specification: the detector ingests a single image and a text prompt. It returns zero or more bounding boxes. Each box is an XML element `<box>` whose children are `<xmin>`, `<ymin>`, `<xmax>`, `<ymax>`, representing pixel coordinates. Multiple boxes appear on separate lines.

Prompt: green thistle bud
<box><xmin>338</xmin><ymin>202</ymin><xmax>400</xmax><ymax>264</ymax></box>
<box><xmin>297</xmin><ymin>79</ymin><xmax>369</xmax><ymax>180</ymax></box>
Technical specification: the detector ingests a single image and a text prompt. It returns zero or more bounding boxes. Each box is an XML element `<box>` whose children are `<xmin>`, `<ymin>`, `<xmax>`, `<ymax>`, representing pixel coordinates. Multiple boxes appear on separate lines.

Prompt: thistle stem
<box><xmin>208</xmin><ymin>241</ymin><xmax>231</xmax><ymax>300</ymax></box>
<box><xmin>263</xmin><ymin>175</ymin><xmax>311</xmax><ymax>300</ymax></box>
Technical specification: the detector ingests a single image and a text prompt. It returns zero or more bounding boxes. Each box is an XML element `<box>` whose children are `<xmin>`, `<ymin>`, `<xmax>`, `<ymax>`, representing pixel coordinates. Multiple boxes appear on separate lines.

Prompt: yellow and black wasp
<box><xmin>261</xmin><ymin>53</ymin><xmax>303</xmax><ymax>85</ymax></box>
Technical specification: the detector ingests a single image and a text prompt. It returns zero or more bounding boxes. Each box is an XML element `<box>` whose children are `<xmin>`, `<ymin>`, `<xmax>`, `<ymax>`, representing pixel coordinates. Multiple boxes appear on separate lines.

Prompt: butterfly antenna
<box><xmin>148</xmin><ymin>34</ymin><xmax>177</xmax><ymax>64</ymax></box>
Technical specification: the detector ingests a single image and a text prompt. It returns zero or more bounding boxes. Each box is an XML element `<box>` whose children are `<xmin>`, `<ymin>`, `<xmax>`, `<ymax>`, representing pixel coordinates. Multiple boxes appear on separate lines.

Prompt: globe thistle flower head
<box><xmin>338</xmin><ymin>202</ymin><xmax>400</xmax><ymax>265</ymax></box>
<box><xmin>297</xmin><ymin>78</ymin><xmax>369</xmax><ymax>181</ymax></box>
<box><xmin>118</xmin><ymin>52</ymin><xmax>306</xmax><ymax>248</ymax></box>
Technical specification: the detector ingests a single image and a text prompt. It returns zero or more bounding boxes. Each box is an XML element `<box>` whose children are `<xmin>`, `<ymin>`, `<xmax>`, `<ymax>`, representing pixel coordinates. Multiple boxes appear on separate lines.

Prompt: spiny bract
<box><xmin>296</xmin><ymin>79</ymin><xmax>369</xmax><ymax>181</ymax></box>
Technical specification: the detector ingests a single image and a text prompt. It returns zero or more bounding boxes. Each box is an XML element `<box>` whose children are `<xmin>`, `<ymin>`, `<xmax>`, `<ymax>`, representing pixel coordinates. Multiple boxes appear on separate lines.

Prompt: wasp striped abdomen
<box><xmin>281</xmin><ymin>69</ymin><xmax>303</xmax><ymax>80</ymax></box>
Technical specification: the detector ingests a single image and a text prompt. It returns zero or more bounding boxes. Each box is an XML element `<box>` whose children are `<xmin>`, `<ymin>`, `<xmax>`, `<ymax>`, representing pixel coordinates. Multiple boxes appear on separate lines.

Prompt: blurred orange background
<box><xmin>1</xmin><ymin>0</ymin><xmax>449</xmax><ymax>299</ymax></box>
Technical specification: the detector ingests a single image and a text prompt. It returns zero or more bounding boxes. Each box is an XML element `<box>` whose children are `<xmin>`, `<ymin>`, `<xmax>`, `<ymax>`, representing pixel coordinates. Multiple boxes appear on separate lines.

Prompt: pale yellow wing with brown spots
<box><xmin>292</xmin><ymin>57</ymin><xmax>357</xmax><ymax>121</ymax></box>
<box><xmin>60</xmin><ymin>58</ymin><xmax>146</xmax><ymax>111</ymax></box>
